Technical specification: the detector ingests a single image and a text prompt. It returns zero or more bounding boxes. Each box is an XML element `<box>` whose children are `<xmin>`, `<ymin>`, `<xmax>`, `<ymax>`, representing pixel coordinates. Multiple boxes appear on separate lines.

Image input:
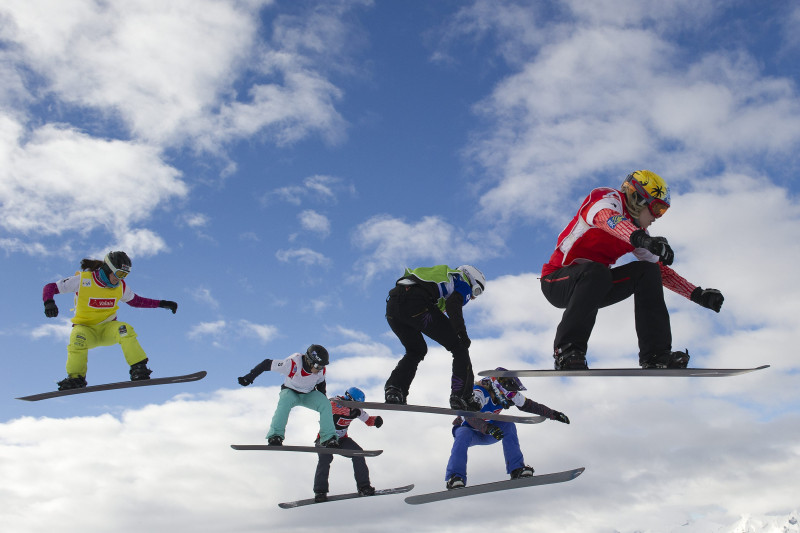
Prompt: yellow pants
<box><xmin>66</xmin><ymin>321</ymin><xmax>148</xmax><ymax>378</ymax></box>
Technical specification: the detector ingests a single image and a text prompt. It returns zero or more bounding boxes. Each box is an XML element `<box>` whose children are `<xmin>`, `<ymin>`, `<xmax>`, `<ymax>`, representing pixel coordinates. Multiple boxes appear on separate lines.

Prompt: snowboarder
<box><xmin>238</xmin><ymin>344</ymin><xmax>339</xmax><ymax>448</ymax></box>
<box><xmin>384</xmin><ymin>265</ymin><xmax>486</xmax><ymax>411</ymax></box>
<box><xmin>41</xmin><ymin>251</ymin><xmax>178</xmax><ymax>390</ymax></box>
<box><xmin>313</xmin><ymin>387</ymin><xmax>384</xmax><ymax>502</ymax></box>
<box><xmin>445</xmin><ymin>370</ymin><xmax>570</xmax><ymax>489</ymax></box>
<box><xmin>540</xmin><ymin>170</ymin><xmax>725</xmax><ymax>370</ymax></box>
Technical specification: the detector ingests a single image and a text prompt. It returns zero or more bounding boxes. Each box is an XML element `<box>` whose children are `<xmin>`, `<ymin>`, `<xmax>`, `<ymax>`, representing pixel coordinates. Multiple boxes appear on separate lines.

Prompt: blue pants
<box><xmin>445</xmin><ymin>421</ymin><xmax>524</xmax><ymax>484</ymax></box>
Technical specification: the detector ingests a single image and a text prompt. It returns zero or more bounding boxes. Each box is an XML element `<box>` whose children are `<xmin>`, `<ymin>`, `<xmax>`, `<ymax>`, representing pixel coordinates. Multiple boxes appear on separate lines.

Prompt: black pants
<box><xmin>540</xmin><ymin>261</ymin><xmax>671</xmax><ymax>357</ymax></box>
<box><xmin>313</xmin><ymin>436</ymin><xmax>370</xmax><ymax>493</ymax></box>
<box><xmin>384</xmin><ymin>285</ymin><xmax>473</xmax><ymax>397</ymax></box>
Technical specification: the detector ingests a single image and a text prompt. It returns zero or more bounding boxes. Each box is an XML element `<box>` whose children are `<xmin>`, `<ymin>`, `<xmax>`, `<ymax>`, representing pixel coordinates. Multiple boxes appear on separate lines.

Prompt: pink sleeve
<box><xmin>43</xmin><ymin>283</ymin><xmax>59</xmax><ymax>302</ymax></box>
<box><xmin>659</xmin><ymin>264</ymin><xmax>697</xmax><ymax>299</ymax></box>
<box><xmin>594</xmin><ymin>209</ymin><xmax>697</xmax><ymax>299</ymax></box>
<box><xmin>592</xmin><ymin>208</ymin><xmax>639</xmax><ymax>243</ymax></box>
<box><xmin>126</xmin><ymin>294</ymin><xmax>161</xmax><ymax>308</ymax></box>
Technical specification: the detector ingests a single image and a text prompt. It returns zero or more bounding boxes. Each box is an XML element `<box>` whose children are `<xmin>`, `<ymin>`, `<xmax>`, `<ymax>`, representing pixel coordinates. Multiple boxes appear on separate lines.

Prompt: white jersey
<box><xmin>270</xmin><ymin>353</ymin><xmax>326</xmax><ymax>393</ymax></box>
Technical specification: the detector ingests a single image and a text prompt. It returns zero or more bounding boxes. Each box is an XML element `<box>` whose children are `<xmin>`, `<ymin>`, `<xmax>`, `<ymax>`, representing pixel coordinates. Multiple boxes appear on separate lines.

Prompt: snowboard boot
<box><xmin>314</xmin><ymin>492</ymin><xmax>328</xmax><ymax>503</ymax></box>
<box><xmin>553</xmin><ymin>345</ymin><xmax>589</xmax><ymax>370</ymax></box>
<box><xmin>319</xmin><ymin>436</ymin><xmax>340</xmax><ymax>448</ymax></box>
<box><xmin>358</xmin><ymin>485</ymin><xmax>376</xmax><ymax>496</ymax></box>
<box><xmin>267</xmin><ymin>435</ymin><xmax>284</xmax><ymax>446</ymax></box>
<box><xmin>510</xmin><ymin>465</ymin><xmax>535</xmax><ymax>479</ymax></box>
<box><xmin>446</xmin><ymin>475</ymin><xmax>465</xmax><ymax>490</ymax></box>
<box><xmin>57</xmin><ymin>375</ymin><xmax>87</xmax><ymax>391</ymax></box>
<box><xmin>129</xmin><ymin>359</ymin><xmax>152</xmax><ymax>381</ymax></box>
<box><xmin>449</xmin><ymin>393</ymin><xmax>481</xmax><ymax>412</ymax></box>
<box><xmin>639</xmin><ymin>349</ymin><xmax>690</xmax><ymax>369</ymax></box>
<box><xmin>384</xmin><ymin>385</ymin><xmax>406</xmax><ymax>405</ymax></box>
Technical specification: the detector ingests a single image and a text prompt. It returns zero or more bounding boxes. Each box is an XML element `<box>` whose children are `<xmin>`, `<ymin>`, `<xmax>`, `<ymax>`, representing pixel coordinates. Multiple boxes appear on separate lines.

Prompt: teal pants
<box><xmin>267</xmin><ymin>388</ymin><xmax>336</xmax><ymax>443</ymax></box>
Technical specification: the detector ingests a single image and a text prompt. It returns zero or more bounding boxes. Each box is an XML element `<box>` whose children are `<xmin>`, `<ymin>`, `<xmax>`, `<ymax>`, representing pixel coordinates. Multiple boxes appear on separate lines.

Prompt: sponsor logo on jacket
<box><xmin>88</xmin><ymin>298</ymin><xmax>117</xmax><ymax>308</ymax></box>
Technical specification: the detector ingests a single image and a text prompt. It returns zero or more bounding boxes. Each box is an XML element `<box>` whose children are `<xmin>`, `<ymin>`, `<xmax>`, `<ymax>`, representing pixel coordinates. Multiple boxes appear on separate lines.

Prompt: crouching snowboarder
<box><xmin>313</xmin><ymin>387</ymin><xmax>384</xmax><ymax>502</ymax></box>
<box><xmin>445</xmin><ymin>369</ymin><xmax>570</xmax><ymax>489</ymax></box>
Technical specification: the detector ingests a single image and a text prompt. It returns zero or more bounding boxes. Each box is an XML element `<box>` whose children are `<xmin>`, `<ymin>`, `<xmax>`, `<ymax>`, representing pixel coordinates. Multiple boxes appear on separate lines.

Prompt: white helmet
<box><xmin>457</xmin><ymin>265</ymin><xmax>486</xmax><ymax>297</ymax></box>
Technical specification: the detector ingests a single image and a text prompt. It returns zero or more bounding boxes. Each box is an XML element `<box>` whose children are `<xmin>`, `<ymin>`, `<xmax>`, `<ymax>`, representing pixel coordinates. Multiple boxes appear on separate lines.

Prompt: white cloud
<box><xmin>187</xmin><ymin>319</ymin><xmax>279</xmax><ymax>345</ymax></box>
<box><xmin>182</xmin><ymin>213</ymin><xmax>209</xmax><ymax>228</ymax></box>
<box><xmin>269</xmin><ymin>175</ymin><xmax>349</xmax><ymax>205</ymax></box>
<box><xmin>350</xmin><ymin>215</ymin><xmax>486</xmax><ymax>283</ymax></box>
<box><xmin>239</xmin><ymin>320</ymin><xmax>279</xmax><ymax>343</ymax></box>
<box><xmin>275</xmin><ymin>247</ymin><xmax>330</xmax><ymax>267</ymax></box>
<box><xmin>298</xmin><ymin>209</ymin><xmax>331</xmax><ymax>237</ymax></box>
<box><xmin>187</xmin><ymin>320</ymin><xmax>227</xmax><ymax>340</ymax></box>
<box><xmin>0</xmin><ymin>117</ymin><xmax>187</xmax><ymax>238</ymax></box>
<box><xmin>0</xmin><ymin>0</ymin><xmax>366</xmax><ymax>251</ymax></box>
<box><xmin>454</xmin><ymin>7</ymin><xmax>800</xmax><ymax>228</ymax></box>
<box><xmin>29</xmin><ymin>319</ymin><xmax>72</xmax><ymax>340</ymax></box>
<box><xmin>190</xmin><ymin>287</ymin><xmax>219</xmax><ymax>309</ymax></box>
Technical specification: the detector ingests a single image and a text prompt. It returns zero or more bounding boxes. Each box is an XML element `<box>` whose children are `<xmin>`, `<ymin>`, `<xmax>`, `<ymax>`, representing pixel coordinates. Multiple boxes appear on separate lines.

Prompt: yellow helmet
<box><xmin>621</xmin><ymin>170</ymin><xmax>671</xmax><ymax>218</ymax></box>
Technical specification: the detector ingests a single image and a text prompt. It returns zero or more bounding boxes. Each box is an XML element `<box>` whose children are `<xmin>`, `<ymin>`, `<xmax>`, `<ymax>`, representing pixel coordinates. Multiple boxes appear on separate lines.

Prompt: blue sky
<box><xmin>2</xmin><ymin>1</ymin><xmax>800</xmax><ymax>532</ymax></box>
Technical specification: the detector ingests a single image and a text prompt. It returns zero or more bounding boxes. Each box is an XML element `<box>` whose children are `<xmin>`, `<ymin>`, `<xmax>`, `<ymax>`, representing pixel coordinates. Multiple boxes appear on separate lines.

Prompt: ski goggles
<box><xmin>628</xmin><ymin>179</ymin><xmax>670</xmax><ymax>218</ymax></box>
<box><xmin>471</xmin><ymin>282</ymin><xmax>484</xmax><ymax>298</ymax></box>
<box><xmin>104</xmin><ymin>258</ymin><xmax>131</xmax><ymax>279</ymax></box>
<box><xmin>304</xmin><ymin>354</ymin><xmax>325</xmax><ymax>370</ymax></box>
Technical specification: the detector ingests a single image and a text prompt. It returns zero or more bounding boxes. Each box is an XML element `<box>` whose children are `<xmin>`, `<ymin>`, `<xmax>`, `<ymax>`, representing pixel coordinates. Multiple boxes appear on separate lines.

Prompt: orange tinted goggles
<box><xmin>647</xmin><ymin>199</ymin><xmax>670</xmax><ymax>218</ymax></box>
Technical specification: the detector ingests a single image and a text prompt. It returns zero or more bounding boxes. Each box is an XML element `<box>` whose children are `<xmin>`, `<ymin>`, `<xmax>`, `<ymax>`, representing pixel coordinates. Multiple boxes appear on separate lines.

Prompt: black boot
<box><xmin>553</xmin><ymin>345</ymin><xmax>589</xmax><ymax>370</ymax></box>
<box><xmin>357</xmin><ymin>485</ymin><xmax>375</xmax><ymax>496</ymax></box>
<box><xmin>319</xmin><ymin>436</ymin><xmax>340</xmax><ymax>448</ymax></box>
<box><xmin>384</xmin><ymin>385</ymin><xmax>406</xmax><ymax>405</ymax></box>
<box><xmin>267</xmin><ymin>435</ymin><xmax>283</xmax><ymax>446</ymax></box>
<box><xmin>129</xmin><ymin>359</ymin><xmax>152</xmax><ymax>381</ymax></box>
<box><xmin>510</xmin><ymin>465</ymin><xmax>535</xmax><ymax>479</ymax></box>
<box><xmin>449</xmin><ymin>394</ymin><xmax>481</xmax><ymax>411</ymax></box>
<box><xmin>57</xmin><ymin>375</ymin><xmax>87</xmax><ymax>391</ymax></box>
<box><xmin>639</xmin><ymin>350</ymin><xmax>690</xmax><ymax>369</ymax></box>
<box><xmin>446</xmin><ymin>475</ymin><xmax>465</xmax><ymax>489</ymax></box>
<box><xmin>314</xmin><ymin>492</ymin><xmax>327</xmax><ymax>503</ymax></box>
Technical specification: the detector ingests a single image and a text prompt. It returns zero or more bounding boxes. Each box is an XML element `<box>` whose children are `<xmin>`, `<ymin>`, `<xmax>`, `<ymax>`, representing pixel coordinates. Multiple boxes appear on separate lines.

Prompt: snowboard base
<box><xmin>405</xmin><ymin>467</ymin><xmax>585</xmax><ymax>504</ymax></box>
<box><xmin>279</xmin><ymin>484</ymin><xmax>414</xmax><ymax>508</ymax></box>
<box><xmin>230</xmin><ymin>444</ymin><xmax>382</xmax><ymax>457</ymax></box>
<box><xmin>16</xmin><ymin>371</ymin><xmax>207</xmax><ymax>401</ymax></box>
<box><xmin>478</xmin><ymin>365</ymin><xmax>770</xmax><ymax>378</ymax></box>
<box><xmin>336</xmin><ymin>400</ymin><xmax>545</xmax><ymax>424</ymax></box>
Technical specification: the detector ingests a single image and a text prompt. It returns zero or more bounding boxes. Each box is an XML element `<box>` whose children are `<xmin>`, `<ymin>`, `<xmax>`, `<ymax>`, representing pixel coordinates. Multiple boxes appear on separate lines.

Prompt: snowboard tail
<box><xmin>16</xmin><ymin>371</ymin><xmax>207</xmax><ymax>401</ymax></box>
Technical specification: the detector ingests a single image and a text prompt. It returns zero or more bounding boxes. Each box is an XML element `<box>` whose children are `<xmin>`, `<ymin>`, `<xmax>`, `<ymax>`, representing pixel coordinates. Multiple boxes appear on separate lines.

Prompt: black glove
<box><xmin>551</xmin><ymin>411</ymin><xmax>570</xmax><ymax>424</ymax></box>
<box><xmin>238</xmin><ymin>374</ymin><xmax>254</xmax><ymax>386</ymax></box>
<box><xmin>630</xmin><ymin>230</ymin><xmax>674</xmax><ymax>266</ymax></box>
<box><xmin>158</xmin><ymin>300</ymin><xmax>178</xmax><ymax>314</ymax></box>
<box><xmin>691</xmin><ymin>287</ymin><xmax>724</xmax><ymax>313</ymax></box>
<box><xmin>374</xmin><ymin>416</ymin><xmax>383</xmax><ymax>428</ymax></box>
<box><xmin>44</xmin><ymin>299</ymin><xmax>58</xmax><ymax>318</ymax></box>
<box><xmin>458</xmin><ymin>331</ymin><xmax>471</xmax><ymax>349</ymax></box>
<box><xmin>486</xmin><ymin>425</ymin><xmax>504</xmax><ymax>440</ymax></box>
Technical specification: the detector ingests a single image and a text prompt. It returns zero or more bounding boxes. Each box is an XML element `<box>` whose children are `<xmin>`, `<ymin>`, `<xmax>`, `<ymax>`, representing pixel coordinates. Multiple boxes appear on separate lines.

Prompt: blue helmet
<box><xmin>344</xmin><ymin>386</ymin><xmax>365</xmax><ymax>403</ymax></box>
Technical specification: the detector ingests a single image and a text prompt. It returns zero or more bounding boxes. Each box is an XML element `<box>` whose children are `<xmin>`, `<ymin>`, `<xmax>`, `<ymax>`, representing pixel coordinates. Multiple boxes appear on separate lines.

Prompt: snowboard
<box><xmin>335</xmin><ymin>400</ymin><xmax>545</xmax><ymax>424</ymax></box>
<box><xmin>230</xmin><ymin>444</ymin><xmax>383</xmax><ymax>457</ymax></box>
<box><xmin>16</xmin><ymin>371</ymin><xmax>207</xmax><ymax>401</ymax></box>
<box><xmin>478</xmin><ymin>365</ymin><xmax>770</xmax><ymax>378</ymax></box>
<box><xmin>404</xmin><ymin>467</ymin><xmax>585</xmax><ymax>505</ymax></box>
<box><xmin>279</xmin><ymin>484</ymin><xmax>414</xmax><ymax>509</ymax></box>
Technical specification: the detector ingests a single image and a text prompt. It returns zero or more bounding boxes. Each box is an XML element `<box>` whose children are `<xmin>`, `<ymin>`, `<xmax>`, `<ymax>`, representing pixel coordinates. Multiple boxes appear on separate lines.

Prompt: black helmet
<box><xmin>495</xmin><ymin>368</ymin><xmax>526</xmax><ymax>391</ymax></box>
<box><xmin>305</xmin><ymin>344</ymin><xmax>329</xmax><ymax>368</ymax></box>
<box><xmin>102</xmin><ymin>251</ymin><xmax>132</xmax><ymax>279</ymax></box>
